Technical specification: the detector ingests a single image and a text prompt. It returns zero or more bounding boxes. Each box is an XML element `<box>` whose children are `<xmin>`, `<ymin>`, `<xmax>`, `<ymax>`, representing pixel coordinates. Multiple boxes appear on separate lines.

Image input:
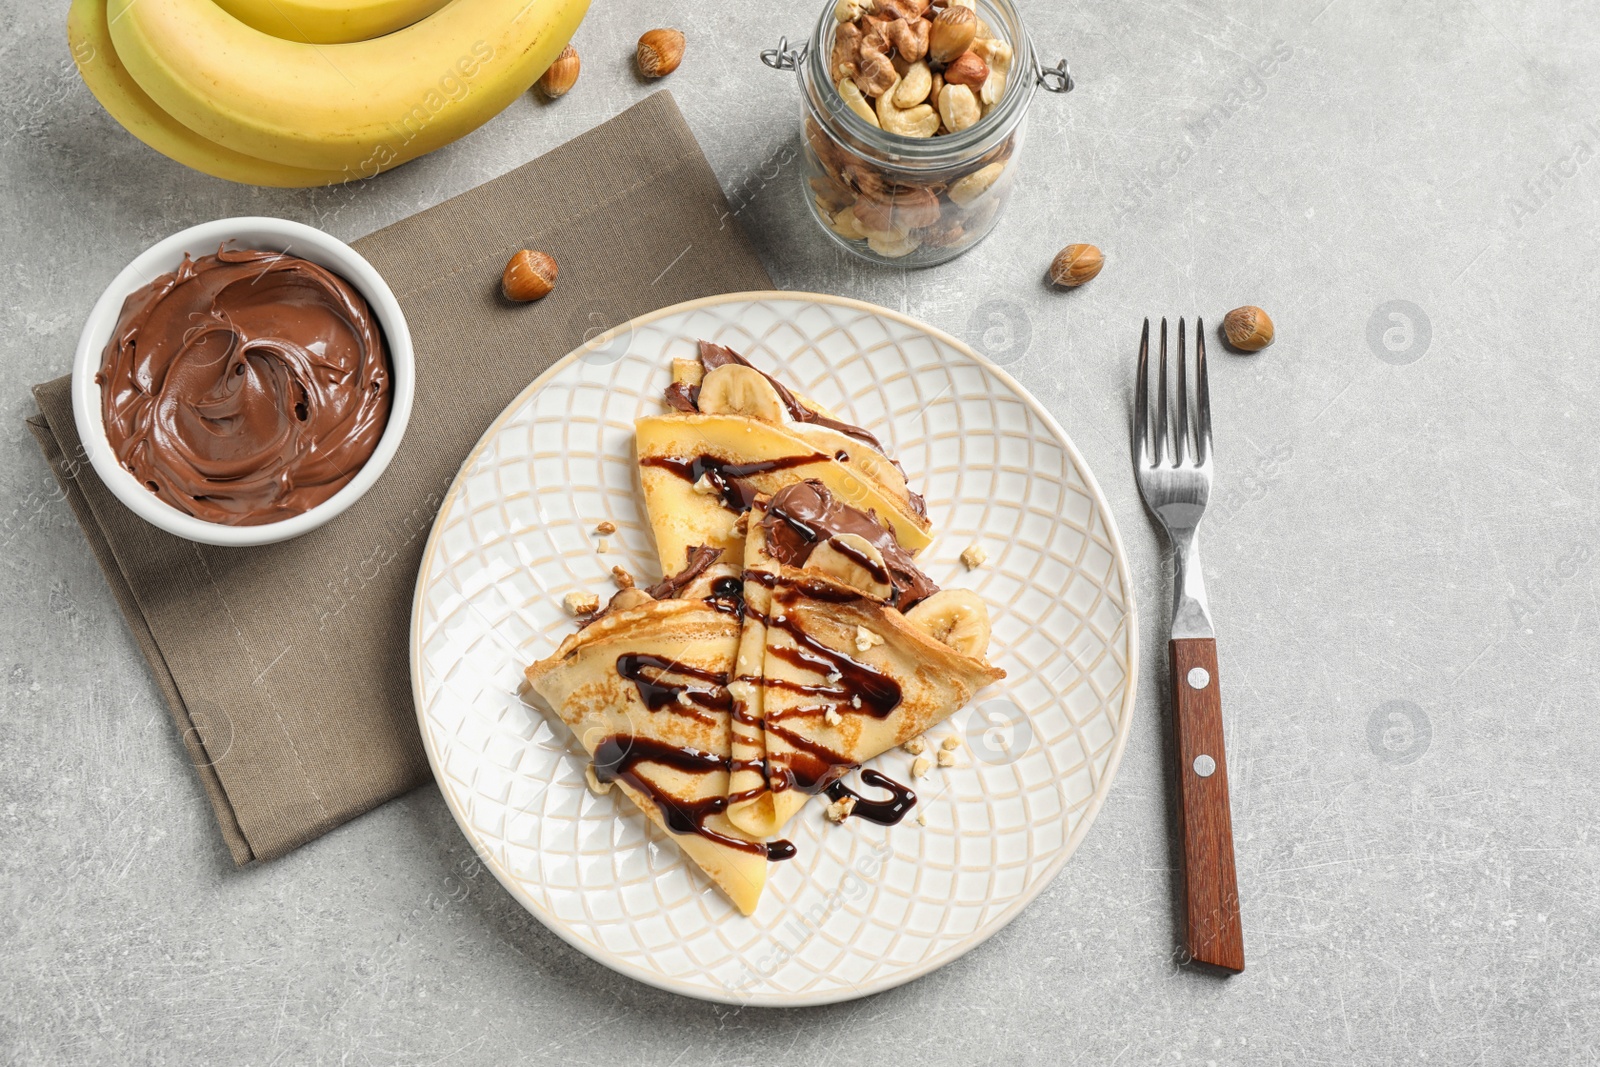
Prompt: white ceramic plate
<box><xmin>410</xmin><ymin>292</ymin><xmax>1137</xmax><ymax>1006</ymax></box>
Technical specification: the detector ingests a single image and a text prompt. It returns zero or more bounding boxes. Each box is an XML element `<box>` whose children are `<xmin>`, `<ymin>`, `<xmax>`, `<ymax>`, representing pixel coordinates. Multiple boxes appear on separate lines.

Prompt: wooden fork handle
<box><xmin>1169</xmin><ymin>637</ymin><xmax>1245</xmax><ymax>973</ymax></box>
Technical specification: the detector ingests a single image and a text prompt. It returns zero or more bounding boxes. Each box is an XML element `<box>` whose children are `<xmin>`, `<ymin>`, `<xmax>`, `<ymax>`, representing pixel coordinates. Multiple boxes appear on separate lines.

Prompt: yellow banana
<box><xmin>108</xmin><ymin>0</ymin><xmax>590</xmax><ymax>174</ymax></box>
<box><xmin>211</xmin><ymin>0</ymin><xmax>450</xmax><ymax>44</ymax></box>
<box><xmin>67</xmin><ymin>0</ymin><xmax>348</xmax><ymax>187</ymax></box>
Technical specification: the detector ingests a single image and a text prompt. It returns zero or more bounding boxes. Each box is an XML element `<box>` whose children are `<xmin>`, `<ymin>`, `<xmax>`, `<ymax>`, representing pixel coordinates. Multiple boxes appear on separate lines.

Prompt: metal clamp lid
<box><xmin>764</xmin><ymin>33</ymin><xmax>1072</xmax><ymax>95</ymax></box>
<box><xmin>1037</xmin><ymin>58</ymin><xmax>1074</xmax><ymax>93</ymax></box>
<box><xmin>760</xmin><ymin>37</ymin><xmax>809</xmax><ymax>71</ymax></box>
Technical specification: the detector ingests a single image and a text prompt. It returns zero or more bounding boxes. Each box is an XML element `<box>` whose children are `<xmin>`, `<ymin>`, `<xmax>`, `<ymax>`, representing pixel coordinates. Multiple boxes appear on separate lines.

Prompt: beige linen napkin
<box><xmin>27</xmin><ymin>92</ymin><xmax>773</xmax><ymax>865</ymax></box>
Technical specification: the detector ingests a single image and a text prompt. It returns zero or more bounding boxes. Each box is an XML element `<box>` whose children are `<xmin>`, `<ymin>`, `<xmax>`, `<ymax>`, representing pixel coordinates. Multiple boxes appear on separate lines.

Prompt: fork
<box><xmin>1134</xmin><ymin>317</ymin><xmax>1246</xmax><ymax>974</ymax></box>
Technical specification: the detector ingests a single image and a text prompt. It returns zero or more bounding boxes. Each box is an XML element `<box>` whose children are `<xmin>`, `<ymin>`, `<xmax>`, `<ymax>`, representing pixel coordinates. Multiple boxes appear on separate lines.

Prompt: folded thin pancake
<box><xmin>635</xmin><ymin>340</ymin><xmax>932</xmax><ymax>579</ymax></box>
<box><xmin>523</xmin><ymin>598</ymin><xmax>778</xmax><ymax>915</ymax></box>
<box><xmin>726</xmin><ymin>483</ymin><xmax>1005</xmax><ymax>838</ymax></box>
<box><xmin>725</xmin><ymin>502</ymin><xmax>776</xmax><ymax>827</ymax></box>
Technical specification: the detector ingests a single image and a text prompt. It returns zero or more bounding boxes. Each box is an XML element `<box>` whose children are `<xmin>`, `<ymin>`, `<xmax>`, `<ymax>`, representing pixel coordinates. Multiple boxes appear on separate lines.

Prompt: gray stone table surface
<box><xmin>3</xmin><ymin>0</ymin><xmax>1597</xmax><ymax>1062</ymax></box>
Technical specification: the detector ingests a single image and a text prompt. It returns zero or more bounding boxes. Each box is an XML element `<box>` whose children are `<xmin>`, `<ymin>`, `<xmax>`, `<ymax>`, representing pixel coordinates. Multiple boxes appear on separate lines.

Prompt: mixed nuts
<box><xmin>829</xmin><ymin>0</ymin><xmax>1013</xmax><ymax>139</ymax></box>
<box><xmin>805</xmin><ymin>0</ymin><xmax>1021</xmax><ymax>260</ymax></box>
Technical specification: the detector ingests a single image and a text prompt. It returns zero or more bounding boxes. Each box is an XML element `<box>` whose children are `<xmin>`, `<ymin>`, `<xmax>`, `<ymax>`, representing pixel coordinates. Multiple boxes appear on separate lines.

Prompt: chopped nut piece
<box><xmin>692</xmin><ymin>474</ymin><xmax>717</xmax><ymax>495</ymax></box>
<box><xmin>903</xmin><ymin>736</ymin><xmax>927</xmax><ymax>756</ymax></box>
<box><xmin>911</xmin><ymin>756</ymin><xmax>932</xmax><ymax>778</ymax></box>
<box><xmin>563</xmin><ymin>591</ymin><xmax>600</xmax><ymax>615</ymax></box>
<box><xmin>595</xmin><ymin>537</ymin><xmax>610</xmax><ymax>553</ymax></box>
<box><xmin>825</xmin><ymin>794</ymin><xmax>858</xmax><ymax>822</ymax></box>
<box><xmin>824</xmin><ymin>706</ymin><xmax>843</xmax><ymax>726</ymax></box>
<box><xmin>611</xmin><ymin>565</ymin><xmax>635</xmax><ymax>588</ymax></box>
<box><xmin>854</xmin><ymin>625</ymin><xmax>885</xmax><ymax>653</ymax></box>
<box><xmin>827</xmin><ymin>669</ymin><xmax>843</xmax><ymax>684</ymax></box>
<box><xmin>960</xmin><ymin>542</ymin><xmax>987</xmax><ymax>569</ymax></box>
<box><xmin>940</xmin><ymin>734</ymin><xmax>962</xmax><ymax>751</ymax></box>
<box><xmin>916</xmin><ymin>809</ymin><xmax>928</xmax><ymax>826</ymax></box>
<box><xmin>851</xmin><ymin>695</ymin><xmax>862</xmax><ymax>708</ymax></box>
<box><xmin>596</xmin><ymin>520</ymin><xmax>617</xmax><ymax>535</ymax></box>
<box><xmin>584</xmin><ymin>764</ymin><xmax>613</xmax><ymax>795</ymax></box>
<box><xmin>937</xmin><ymin>749</ymin><xmax>957</xmax><ymax>768</ymax></box>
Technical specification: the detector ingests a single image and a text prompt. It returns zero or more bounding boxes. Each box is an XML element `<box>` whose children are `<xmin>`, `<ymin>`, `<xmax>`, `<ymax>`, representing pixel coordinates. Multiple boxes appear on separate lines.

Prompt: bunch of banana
<box><xmin>68</xmin><ymin>0</ymin><xmax>589</xmax><ymax>188</ymax></box>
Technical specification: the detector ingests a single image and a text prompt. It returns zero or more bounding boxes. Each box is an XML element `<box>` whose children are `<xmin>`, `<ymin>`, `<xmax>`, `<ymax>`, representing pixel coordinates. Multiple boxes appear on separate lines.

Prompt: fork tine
<box><xmin>1134</xmin><ymin>318</ymin><xmax>1150</xmax><ymax>464</ymax></box>
<box><xmin>1196</xmin><ymin>317</ymin><xmax>1212</xmax><ymax>464</ymax></box>
<box><xmin>1176</xmin><ymin>318</ymin><xmax>1189</xmax><ymax>465</ymax></box>
<box><xmin>1155</xmin><ymin>319</ymin><xmax>1168</xmax><ymax>466</ymax></box>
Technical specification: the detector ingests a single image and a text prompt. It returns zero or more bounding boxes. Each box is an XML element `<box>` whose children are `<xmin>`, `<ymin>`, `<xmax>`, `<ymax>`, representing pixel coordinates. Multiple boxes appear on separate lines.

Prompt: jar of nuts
<box><xmin>770</xmin><ymin>0</ymin><xmax>1069</xmax><ymax>266</ymax></box>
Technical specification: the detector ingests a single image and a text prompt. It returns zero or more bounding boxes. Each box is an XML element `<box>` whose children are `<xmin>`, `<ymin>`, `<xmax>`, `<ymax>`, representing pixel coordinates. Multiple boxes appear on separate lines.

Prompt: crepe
<box><xmin>523</xmin><ymin>597</ymin><xmax>773</xmax><ymax>915</ymax></box>
<box><xmin>725</xmin><ymin>482</ymin><xmax>1005</xmax><ymax>838</ymax></box>
<box><xmin>635</xmin><ymin>341</ymin><xmax>932</xmax><ymax>578</ymax></box>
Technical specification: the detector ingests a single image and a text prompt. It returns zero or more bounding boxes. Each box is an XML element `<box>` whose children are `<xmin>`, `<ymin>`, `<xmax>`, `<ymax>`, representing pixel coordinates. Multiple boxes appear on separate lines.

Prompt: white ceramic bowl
<box><xmin>72</xmin><ymin>217</ymin><xmax>414</xmax><ymax>547</ymax></box>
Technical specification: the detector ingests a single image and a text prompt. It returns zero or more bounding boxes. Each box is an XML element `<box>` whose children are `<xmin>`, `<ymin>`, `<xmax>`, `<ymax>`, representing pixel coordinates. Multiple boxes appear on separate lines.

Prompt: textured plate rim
<box><xmin>408</xmin><ymin>290</ymin><xmax>1139</xmax><ymax>1007</ymax></box>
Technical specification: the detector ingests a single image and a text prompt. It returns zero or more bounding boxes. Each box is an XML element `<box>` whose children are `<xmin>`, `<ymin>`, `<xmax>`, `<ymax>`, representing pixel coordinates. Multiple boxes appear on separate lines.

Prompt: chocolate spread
<box><xmin>96</xmin><ymin>246</ymin><xmax>390</xmax><ymax>526</ymax></box>
<box><xmin>762</xmin><ymin>480</ymin><xmax>939</xmax><ymax>609</ymax></box>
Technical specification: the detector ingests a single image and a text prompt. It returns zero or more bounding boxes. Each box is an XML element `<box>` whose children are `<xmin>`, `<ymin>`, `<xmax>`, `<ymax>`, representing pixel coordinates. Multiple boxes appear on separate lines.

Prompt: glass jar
<box><xmin>773</xmin><ymin>0</ymin><xmax>1070</xmax><ymax>267</ymax></box>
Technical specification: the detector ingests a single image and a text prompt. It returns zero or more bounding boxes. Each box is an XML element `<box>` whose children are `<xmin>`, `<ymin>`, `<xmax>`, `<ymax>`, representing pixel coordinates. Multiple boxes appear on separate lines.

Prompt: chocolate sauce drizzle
<box><xmin>615</xmin><ymin>653</ymin><xmax>731</xmax><ymax>720</ymax></box>
<box><xmin>592</xmin><ymin>736</ymin><xmax>794</xmax><ymax>860</ymax></box>
<box><xmin>696</xmin><ymin>341</ymin><xmax>928</xmax><ymax>520</ymax></box>
<box><xmin>640</xmin><ymin>452</ymin><xmax>825</xmax><ymax>513</ymax></box>
<box><xmin>827</xmin><ymin>769</ymin><xmax>917</xmax><ymax>826</ymax></box>
<box><xmin>761</xmin><ymin>481</ymin><xmax>939</xmax><ymax>609</ymax></box>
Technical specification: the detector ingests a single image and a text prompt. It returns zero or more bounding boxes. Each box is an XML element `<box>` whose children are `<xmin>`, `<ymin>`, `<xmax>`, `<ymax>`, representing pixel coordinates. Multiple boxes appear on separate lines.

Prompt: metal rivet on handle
<box><xmin>1187</xmin><ymin>666</ymin><xmax>1210</xmax><ymax>690</ymax></box>
<box><xmin>1193</xmin><ymin>754</ymin><xmax>1216</xmax><ymax>778</ymax></box>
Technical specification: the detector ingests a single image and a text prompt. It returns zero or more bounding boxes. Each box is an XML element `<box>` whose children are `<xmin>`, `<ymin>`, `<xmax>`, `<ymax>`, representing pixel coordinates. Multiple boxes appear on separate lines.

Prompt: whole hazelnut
<box><xmin>502</xmin><ymin>250</ymin><xmax>558</xmax><ymax>302</ymax></box>
<box><xmin>537</xmin><ymin>44</ymin><xmax>580</xmax><ymax>98</ymax></box>
<box><xmin>1048</xmin><ymin>243</ymin><xmax>1104</xmax><ymax>288</ymax></box>
<box><xmin>942</xmin><ymin>50</ymin><xmax>989</xmax><ymax>87</ymax></box>
<box><xmin>929</xmin><ymin>7</ymin><xmax>977</xmax><ymax>64</ymax></box>
<box><xmin>637</xmin><ymin>29</ymin><xmax>685</xmax><ymax>78</ymax></box>
<box><xmin>1222</xmin><ymin>306</ymin><xmax>1275</xmax><ymax>351</ymax></box>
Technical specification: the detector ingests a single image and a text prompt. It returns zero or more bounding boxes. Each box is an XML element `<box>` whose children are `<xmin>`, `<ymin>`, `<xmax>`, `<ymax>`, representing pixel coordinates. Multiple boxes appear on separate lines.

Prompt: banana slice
<box><xmin>903</xmin><ymin>589</ymin><xmax>991</xmax><ymax>658</ymax></box>
<box><xmin>696</xmin><ymin>364</ymin><xmax>787</xmax><ymax>423</ymax></box>
<box><xmin>804</xmin><ymin>533</ymin><xmax>892</xmax><ymax>599</ymax></box>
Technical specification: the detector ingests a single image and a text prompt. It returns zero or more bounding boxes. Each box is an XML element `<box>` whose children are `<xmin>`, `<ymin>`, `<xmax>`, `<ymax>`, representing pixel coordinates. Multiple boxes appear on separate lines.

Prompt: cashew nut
<box><xmin>980</xmin><ymin>71</ymin><xmax>1007</xmax><ymax>108</ymax></box>
<box><xmin>836</xmin><ymin>78</ymin><xmax>880</xmax><ymax>125</ymax></box>
<box><xmin>971</xmin><ymin>37</ymin><xmax>1012</xmax><ymax>68</ymax></box>
<box><xmin>938</xmin><ymin>83</ymin><xmax>981</xmax><ymax>133</ymax></box>
<box><xmin>829</xmin><ymin>204</ymin><xmax>868</xmax><ymax>240</ymax></box>
<box><xmin>971</xmin><ymin>39</ymin><xmax>1012</xmax><ymax>109</ymax></box>
<box><xmin>868</xmin><ymin>230</ymin><xmax>921</xmax><ymax>258</ymax></box>
<box><xmin>833</xmin><ymin>0</ymin><xmax>875</xmax><ymax>21</ymax></box>
<box><xmin>948</xmin><ymin>160</ymin><xmax>1005</xmax><ymax>206</ymax></box>
<box><xmin>876</xmin><ymin>75</ymin><xmax>940</xmax><ymax>138</ymax></box>
<box><xmin>893</xmin><ymin>61</ymin><xmax>933</xmax><ymax>107</ymax></box>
